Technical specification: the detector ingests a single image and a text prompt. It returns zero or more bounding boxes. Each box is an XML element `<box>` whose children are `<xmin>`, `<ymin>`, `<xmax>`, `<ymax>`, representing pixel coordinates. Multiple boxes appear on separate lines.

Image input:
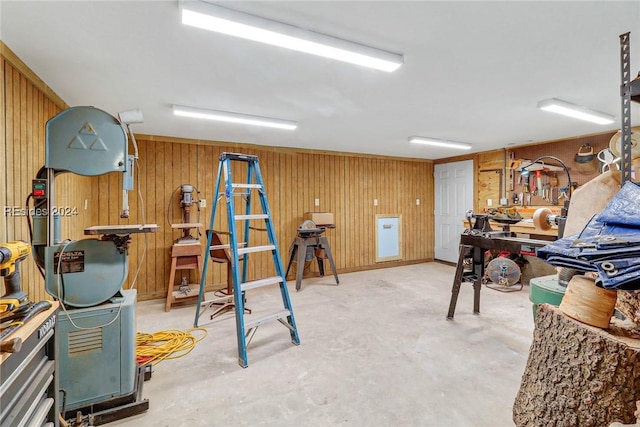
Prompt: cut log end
<box><xmin>514</xmin><ymin>304</ymin><xmax>640</xmax><ymax>427</ymax></box>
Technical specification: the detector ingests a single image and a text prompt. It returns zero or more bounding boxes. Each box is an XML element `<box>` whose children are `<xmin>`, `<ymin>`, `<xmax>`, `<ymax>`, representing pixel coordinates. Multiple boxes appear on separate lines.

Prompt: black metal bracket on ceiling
<box><xmin>619</xmin><ymin>32</ymin><xmax>640</xmax><ymax>186</ymax></box>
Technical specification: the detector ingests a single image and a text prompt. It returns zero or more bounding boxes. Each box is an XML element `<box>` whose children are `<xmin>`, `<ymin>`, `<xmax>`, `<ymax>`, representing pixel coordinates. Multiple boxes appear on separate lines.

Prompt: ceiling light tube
<box><xmin>537</xmin><ymin>98</ymin><xmax>615</xmax><ymax>125</ymax></box>
<box><xmin>180</xmin><ymin>0</ymin><xmax>403</xmax><ymax>72</ymax></box>
<box><xmin>409</xmin><ymin>136</ymin><xmax>472</xmax><ymax>150</ymax></box>
<box><xmin>173</xmin><ymin>105</ymin><xmax>297</xmax><ymax>130</ymax></box>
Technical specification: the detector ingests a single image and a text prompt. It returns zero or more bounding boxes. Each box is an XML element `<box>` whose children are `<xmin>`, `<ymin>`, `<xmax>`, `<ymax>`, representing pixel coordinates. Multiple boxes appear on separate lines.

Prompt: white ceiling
<box><xmin>2</xmin><ymin>0</ymin><xmax>640</xmax><ymax>160</ymax></box>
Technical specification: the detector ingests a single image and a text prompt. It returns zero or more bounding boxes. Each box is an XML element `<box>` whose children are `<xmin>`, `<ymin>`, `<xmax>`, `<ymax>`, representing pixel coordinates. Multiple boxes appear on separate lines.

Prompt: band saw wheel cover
<box><xmin>609</xmin><ymin>126</ymin><xmax>640</xmax><ymax>159</ymax></box>
<box><xmin>533</xmin><ymin>208</ymin><xmax>553</xmax><ymax>231</ymax></box>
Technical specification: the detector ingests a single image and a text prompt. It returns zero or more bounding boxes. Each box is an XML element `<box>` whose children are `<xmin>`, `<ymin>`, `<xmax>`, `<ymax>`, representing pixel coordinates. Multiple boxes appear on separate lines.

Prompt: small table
<box><xmin>285</xmin><ymin>228</ymin><xmax>339</xmax><ymax>291</ymax></box>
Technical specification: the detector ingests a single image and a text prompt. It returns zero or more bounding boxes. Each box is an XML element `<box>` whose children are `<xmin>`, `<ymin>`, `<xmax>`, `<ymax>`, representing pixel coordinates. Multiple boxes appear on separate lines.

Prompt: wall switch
<box><xmin>487</xmin><ymin>199</ymin><xmax>493</xmax><ymax>207</ymax></box>
<box><xmin>416</xmin><ymin>199</ymin><xmax>420</xmax><ymax>206</ymax></box>
<box><xmin>373</xmin><ymin>199</ymin><xmax>378</xmax><ymax>206</ymax></box>
<box><xmin>200</xmin><ymin>199</ymin><xmax>206</xmax><ymax>208</ymax></box>
<box><xmin>314</xmin><ymin>198</ymin><xmax>320</xmax><ymax>206</ymax></box>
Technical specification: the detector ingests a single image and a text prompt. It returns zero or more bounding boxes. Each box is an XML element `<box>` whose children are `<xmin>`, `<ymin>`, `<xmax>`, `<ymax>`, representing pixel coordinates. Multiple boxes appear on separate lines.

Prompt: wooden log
<box><xmin>514</xmin><ymin>304</ymin><xmax>640</xmax><ymax>427</ymax></box>
<box><xmin>618</xmin><ymin>291</ymin><xmax>640</xmax><ymax>326</ymax></box>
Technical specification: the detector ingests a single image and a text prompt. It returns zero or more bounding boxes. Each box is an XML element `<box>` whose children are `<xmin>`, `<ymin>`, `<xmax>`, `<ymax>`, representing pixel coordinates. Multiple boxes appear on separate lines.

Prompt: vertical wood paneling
<box><xmin>0</xmin><ymin>57</ymin><xmax>6</xmax><ymax>245</ymax></box>
<box><xmin>1</xmin><ymin>56</ymin><xmax>98</xmax><ymax>303</ymax></box>
<box><xmin>3</xmin><ymin>48</ymin><xmax>435</xmax><ymax>303</ymax></box>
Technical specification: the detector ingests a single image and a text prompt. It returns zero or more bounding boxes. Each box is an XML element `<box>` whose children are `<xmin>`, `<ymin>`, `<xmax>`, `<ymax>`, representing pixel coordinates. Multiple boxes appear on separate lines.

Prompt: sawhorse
<box><xmin>285</xmin><ymin>229</ymin><xmax>339</xmax><ymax>291</ymax></box>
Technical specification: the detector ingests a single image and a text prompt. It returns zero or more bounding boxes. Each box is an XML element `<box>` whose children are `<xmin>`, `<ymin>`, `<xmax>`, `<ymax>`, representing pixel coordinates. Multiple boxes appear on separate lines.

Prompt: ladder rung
<box><xmin>238</xmin><ymin>245</ymin><xmax>275</xmax><ymax>255</ymax></box>
<box><xmin>235</xmin><ymin>214</ymin><xmax>268</xmax><ymax>220</ymax></box>
<box><xmin>218</xmin><ymin>192</ymin><xmax>248</xmax><ymax>197</ymax></box>
<box><xmin>231</xmin><ymin>183</ymin><xmax>262</xmax><ymax>189</ymax></box>
<box><xmin>209</xmin><ymin>242</ymin><xmax>246</xmax><ymax>250</ymax></box>
<box><xmin>241</xmin><ymin>276</ymin><xmax>283</xmax><ymax>292</ymax></box>
<box><xmin>244</xmin><ymin>309</ymin><xmax>291</xmax><ymax>330</ymax></box>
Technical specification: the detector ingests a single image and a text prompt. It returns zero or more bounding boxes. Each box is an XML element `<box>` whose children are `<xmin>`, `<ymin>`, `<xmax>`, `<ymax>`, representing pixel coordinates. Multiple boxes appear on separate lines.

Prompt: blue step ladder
<box><xmin>194</xmin><ymin>152</ymin><xmax>300</xmax><ymax>367</ymax></box>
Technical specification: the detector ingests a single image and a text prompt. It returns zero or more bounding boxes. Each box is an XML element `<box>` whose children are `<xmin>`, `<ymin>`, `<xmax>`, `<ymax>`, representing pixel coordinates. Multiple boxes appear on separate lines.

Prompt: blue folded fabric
<box><xmin>536</xmin><ymin>182</ymin><xmax>640</xmax><ymax>291</ymax></box>
<box><xmin>595</xmin><ymin>181</ymin><xmax>640</xmax><ymax>227</ymax></box>
<box><xmin>593</xmin><ymin>257</ymin><xmax>640</xmax><ymax>290</ymax></box>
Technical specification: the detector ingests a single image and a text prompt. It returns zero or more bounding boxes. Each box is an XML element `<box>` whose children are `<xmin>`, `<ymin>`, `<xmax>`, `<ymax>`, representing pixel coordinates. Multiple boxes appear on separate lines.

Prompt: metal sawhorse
<box><xmin>285</xmin><ymin>227</ymin><xmax>339</xmax><ymax>291</ymax></box>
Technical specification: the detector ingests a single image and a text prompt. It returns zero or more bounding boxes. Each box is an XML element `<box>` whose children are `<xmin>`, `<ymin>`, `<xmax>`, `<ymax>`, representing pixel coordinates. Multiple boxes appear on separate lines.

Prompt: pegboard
<box><xmin>507</xmin><ymin>131</ymin><xmax>617</xmax><ymax>206</ymax></box>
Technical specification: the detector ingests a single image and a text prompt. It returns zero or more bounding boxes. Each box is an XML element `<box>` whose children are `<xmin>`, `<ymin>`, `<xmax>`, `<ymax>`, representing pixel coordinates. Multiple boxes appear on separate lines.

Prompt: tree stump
<box><xmin>618</xmin><ymin>291</ymin><xmax>640</xmax><ymax>326</ymax></box>
<box><xmin>513</xmin><ymin>304</ymin><xmax>640</xmax><ymax>427</ymax></box>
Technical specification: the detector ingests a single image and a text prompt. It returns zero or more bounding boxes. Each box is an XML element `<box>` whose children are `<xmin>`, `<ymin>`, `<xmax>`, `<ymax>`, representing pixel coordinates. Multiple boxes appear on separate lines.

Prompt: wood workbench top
<box><xmin>0</xmin><ymin>301</ymin><xmax>59</xmax><ymax>364</ymax></box>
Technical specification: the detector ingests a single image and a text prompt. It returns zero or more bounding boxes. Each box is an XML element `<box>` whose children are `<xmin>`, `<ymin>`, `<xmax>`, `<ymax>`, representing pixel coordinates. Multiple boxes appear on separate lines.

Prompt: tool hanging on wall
<box><xmin>167</xmin><ymin>184</ymin><xmax>202</xmax><ymax>243</ymax></box>
<box><xmin>535</xmin><ymin>170</ymin><xmax>543</xmax><ymax>196</ymax></box>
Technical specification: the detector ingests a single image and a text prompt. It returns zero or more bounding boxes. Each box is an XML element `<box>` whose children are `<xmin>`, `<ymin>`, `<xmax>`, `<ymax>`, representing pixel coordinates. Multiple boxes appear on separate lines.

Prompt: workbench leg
<box><xmin>472</xmin><ymin>246</ymin><xmax>484</xmax><ymax>315</ymax></box>
<box><xmin>295</xmin><ymin>241</ymin><xmax>307</xmax><ymax>291</ymax></box>
<box><xmin>320</xmin><ymin>237</ymin><xmax>339</xmax><ymax>285</ymax></box>
<box><xmin>446</xmin><ymin>244</ymin><xmax>467</xmax><ymax>319</ymax></box>
<box><xmin>285</xmin><ymin>242</ymin><xmax>298</xmax><ymax>278</ymax></box>
<box><xmin>165</xmin><ymin>257</ymin><xmax>178</xmax><ymax>312</ymax></box>
<box><xmin>316</xmin><ymin>251</ymin><xmax>325</xmax><ymax>277</ymax></box>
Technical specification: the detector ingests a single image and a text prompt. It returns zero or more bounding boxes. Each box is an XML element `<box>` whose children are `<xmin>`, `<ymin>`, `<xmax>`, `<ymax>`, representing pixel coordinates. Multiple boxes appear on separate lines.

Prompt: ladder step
<box><xmin>235</xmin><ymin>214</ymin><xmax>269</xmax><ymax>220</ymax></box>
<box><xmin>231</xmin><ymin>183</ymin><xmax>262</xmax><ymax>189</ymax></box>
<box><xmin>210</xmin><ymin>242</ymin><xmax>246</xmax><ymax>250</ymax></box>
<box><xmin>238</xmin><ymin>245</ymin><xmax>275</xmax><ymax>255</ymax></box>
<box><xmin>219</xmin><ymin>152</ymin><xmax>258</xmax><ymax>162</ymax></box>
<box><xmin>241</xmin><ymin>276</ymin><xmax>283</xmax><ymax>292</ymax></box>
<box><xmin>244</xmin><ymin>309</ymin><xmax>291</xmax><ymax>330</ymax></box>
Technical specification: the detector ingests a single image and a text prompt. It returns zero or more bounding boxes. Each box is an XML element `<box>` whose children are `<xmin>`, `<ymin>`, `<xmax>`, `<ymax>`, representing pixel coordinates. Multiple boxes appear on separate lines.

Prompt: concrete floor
<box><xmin>113</xmin><ymin>262</ymin><xmax>535</xmax><ymax>427</ymax></box>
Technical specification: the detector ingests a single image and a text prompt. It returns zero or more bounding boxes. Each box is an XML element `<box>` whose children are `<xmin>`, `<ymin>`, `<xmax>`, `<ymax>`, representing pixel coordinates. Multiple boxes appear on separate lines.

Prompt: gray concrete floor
<box><xmin>113</xmin><ymin>262</ymin><xmax>535</xmax><ymax>427</ymax></box>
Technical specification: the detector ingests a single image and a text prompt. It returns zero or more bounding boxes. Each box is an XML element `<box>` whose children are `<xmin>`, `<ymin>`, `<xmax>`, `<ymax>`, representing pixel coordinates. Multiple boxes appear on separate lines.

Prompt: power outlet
<box><xmin>199</xmin><ymin>199</ymin><xmax>206</xmax><ymax>208</ymax></box>
<box><xmin>416</xmin><ymin>199</ymin><xmax>420</xmax><ymax>206</ymax></box>
<box><xmin>487</xmin><ymin>199</ymin><xmax>493</xmax><ymax>207</ymax></box>
<box><xmin>373</xmin><ymin>199</ymin><xmax>378</xmax><ymax>206</ymax></box>
<box><xmin>314</xmin><ymin>198</ymin><xmax>320</xmax><ymax>206</ymax></box>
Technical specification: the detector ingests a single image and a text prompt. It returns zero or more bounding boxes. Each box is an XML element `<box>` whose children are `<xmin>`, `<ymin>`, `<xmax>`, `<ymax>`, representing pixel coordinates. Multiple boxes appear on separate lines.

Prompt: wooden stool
<box><xmin>165</xmin><ymin>243</ymin><xmax>203</xmax><ymax>312</ymax></box>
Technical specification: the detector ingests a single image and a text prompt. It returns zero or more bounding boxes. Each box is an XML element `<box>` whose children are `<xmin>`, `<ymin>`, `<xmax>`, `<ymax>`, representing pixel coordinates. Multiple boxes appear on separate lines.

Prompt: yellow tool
<box><xmin>0</xmin><ymin>241</ymin><xmax>31</xmax><ymax>302</ymax></box>
<box><xmin>0</xmin><ymin>298</ymin><xmax>20</xmax><ymax>313</ymax></box>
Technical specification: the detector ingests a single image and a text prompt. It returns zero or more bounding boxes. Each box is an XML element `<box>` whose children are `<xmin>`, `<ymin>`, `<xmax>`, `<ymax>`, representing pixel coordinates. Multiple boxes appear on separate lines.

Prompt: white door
<box><xmin>434</xmin><ymin>160</ymin><xmax>474</xmax><ymax>263</ymax></box>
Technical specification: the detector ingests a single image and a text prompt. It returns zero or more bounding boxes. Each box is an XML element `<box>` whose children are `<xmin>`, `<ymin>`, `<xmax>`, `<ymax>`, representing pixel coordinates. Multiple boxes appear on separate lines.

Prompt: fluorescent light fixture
<box><xmin>409</xmin><ymin>136</ymin><xmax>472</xmax><ymax>150</ymax></box>
<box><xmin>180</xmin><ymin>0</ymin><xmax>403</xmax><ymax>72</ymax></box>
<box><xmin>537</xmin><ymin>98</ymin><xmax>615</xmax><ymax>125</ymax></box>
<box><xmin>173</xmin><ymin>105</ymin><xmax>297</xmax><ymax>130</ymax></box>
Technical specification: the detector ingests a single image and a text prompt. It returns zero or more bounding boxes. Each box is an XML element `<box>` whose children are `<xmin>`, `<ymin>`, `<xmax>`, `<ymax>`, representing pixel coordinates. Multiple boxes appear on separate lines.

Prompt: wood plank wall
<box><xmin>2</xmin><ymin>45</ymin><xmax>434</xmax><ymax>303</ymax></box>
<box><xmin>437</xmin><ymin>133</ymin><xmax>620</xmax><ymax>213</ymax></box>
<box><xmin>1</xmin><ymin>44</ymin><xmax>96</xmax><ymax>302</ymax></box>
<box><xmin>96</xmin><ymin>137</ymin><xmax>435</xmax><ymax>300</ymax></box>
<box><xmin>3</xmin><ymin>43</ymin><xmax>624</xmax><ymax>305</ymax></box>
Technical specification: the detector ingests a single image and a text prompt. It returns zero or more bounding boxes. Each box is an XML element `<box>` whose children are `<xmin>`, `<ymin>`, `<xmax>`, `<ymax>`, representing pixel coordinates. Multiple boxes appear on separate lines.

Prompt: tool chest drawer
<box><xmin>1</xmin><ymin>305</ymin><xmax>59</xmax><ymax>427</ymax></box>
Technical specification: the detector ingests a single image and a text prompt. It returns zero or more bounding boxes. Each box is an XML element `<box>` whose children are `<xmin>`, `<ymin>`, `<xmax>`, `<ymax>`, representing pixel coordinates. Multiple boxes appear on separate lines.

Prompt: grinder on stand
<box><xmin>0</xmin><ymin>240</ymin><xmax>31</xmax><ymax>305</ymax></box>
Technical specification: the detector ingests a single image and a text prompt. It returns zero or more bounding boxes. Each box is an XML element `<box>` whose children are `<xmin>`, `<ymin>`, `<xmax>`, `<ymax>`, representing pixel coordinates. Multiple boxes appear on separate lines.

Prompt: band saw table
<box><xmin>446</xmin><ymin>214</ymin><xmax>553</xmax><ymax>320</ymax></box>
